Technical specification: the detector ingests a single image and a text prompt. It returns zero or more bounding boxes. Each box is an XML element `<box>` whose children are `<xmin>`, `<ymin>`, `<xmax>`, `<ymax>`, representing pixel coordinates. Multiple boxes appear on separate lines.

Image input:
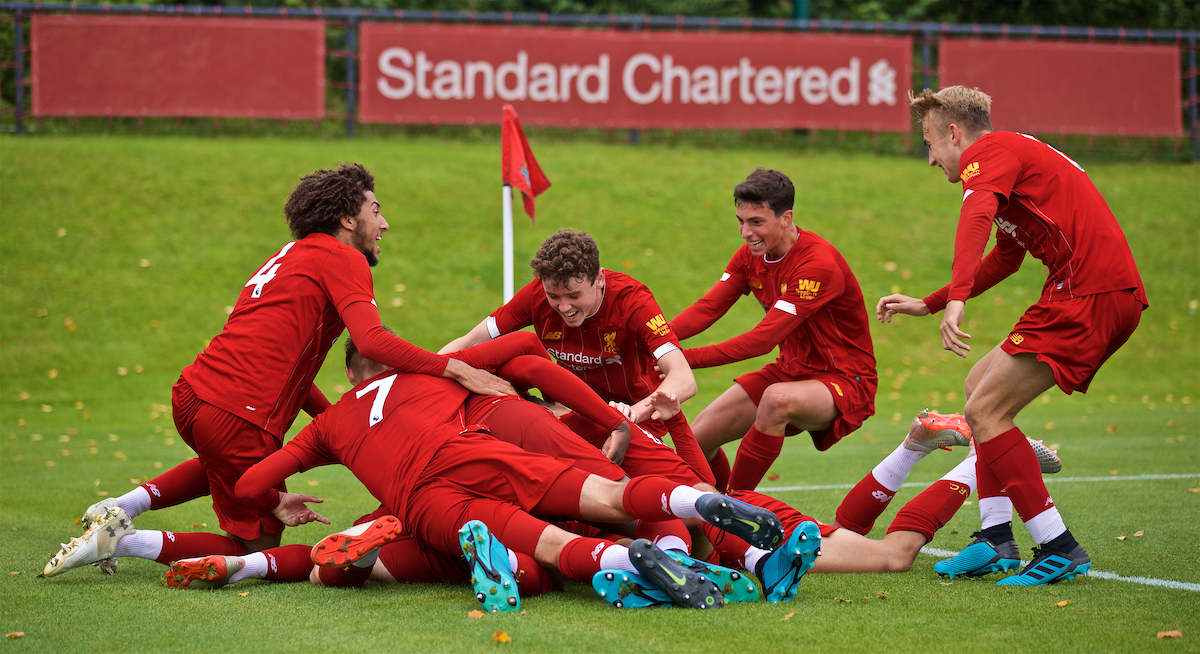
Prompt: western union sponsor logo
<box><xmin>645</xmin><ymin>314</ymin><xmax>670</xmax><ymax>337</ymax></box>
<box><xmin>961</xmin><ymin>161</ymin><xmax>981</xmax><ymax>183</ymax></box>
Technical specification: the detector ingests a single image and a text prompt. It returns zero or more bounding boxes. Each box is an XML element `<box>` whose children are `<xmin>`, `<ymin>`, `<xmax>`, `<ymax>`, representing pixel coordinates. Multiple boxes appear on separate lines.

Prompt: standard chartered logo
<box><xmin>548</xmin><ymin>348</ymin><xmax>602</xmax><ymax>366</ymax></box>
<box><xmin>867</xmin><ymin>59</ymin><xmax>896</xmax><ymax>106</ymax></box>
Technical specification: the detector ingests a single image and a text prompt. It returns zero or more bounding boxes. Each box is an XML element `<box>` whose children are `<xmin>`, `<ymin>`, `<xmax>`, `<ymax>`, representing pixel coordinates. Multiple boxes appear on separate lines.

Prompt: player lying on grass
<box><xmin>165</xmin><ymin>339</ymin><xmax>790</xmax><ymax>610</ymax></box>
<box><xmin>667</xmin><ymin>168</ymin><xmax>877</xmax><ymax>492</ymax></box>
<box><xmin>592</xmin><ymin>409</ymin><xmax>1064</xmax><ymax>607</ymax></box>
<box><xmin>165</xmin><ymin>332</ymin><xmax>821</xmax><ymax>609</ymax></box>
<box><xmin>440</xmin><ymin>228</ymin><xmax>714</xmax><ymax>487</ymax></box>
<box><xmin>878</xmin><ymin>85</ymin><xmax>1146</xmax><ymax>585</ymax></box>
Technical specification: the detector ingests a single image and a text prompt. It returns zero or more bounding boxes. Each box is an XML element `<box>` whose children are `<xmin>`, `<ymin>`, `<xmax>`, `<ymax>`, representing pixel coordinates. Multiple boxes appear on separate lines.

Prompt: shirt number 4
<box><xmin>245</xmin><ymin>242</ymin><xmax>296</xmax><ymax>298</ymax></box>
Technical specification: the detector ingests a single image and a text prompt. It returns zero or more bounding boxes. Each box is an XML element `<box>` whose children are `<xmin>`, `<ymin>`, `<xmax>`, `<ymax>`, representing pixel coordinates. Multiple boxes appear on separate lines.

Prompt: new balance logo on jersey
<box><xmin>960</xmin><ymin>161</ymin><xmax>981</xmax><ymax>183</ymax></box>
<box><xmin>590</xmin><ymin>542</ymin><xmax>605</xmax><ymax>561</ymax></box>
<box><xmin>267</xmin><ymin>552</ymin><xmax>278</xmax><ymax>574</ymax></box>
<box><xmin>645</xmin><ymin>314</ymin><xmax>670</xmax><ymax>337</ymax></box>
<box><xmin>166</xmin><ymin>531</ymin><xmax>176</xmax><ymax>542</ymax></box>
<box><xmin>794</xmin><ymin>279</ymin><xmax>822</xmax><ymax>300</ymax></box>
<box><xmin>604</xmin><ymin>355</ymin><xmax>623</xmax><ymax>366</ymax></box>
<box><xmin>603</xmin><ymin>331</ymin><xmax>618</xmax><ymax>354</ymax></box>
<box><xmin>749</xmin><ymin>279</ymin><xmax>763</xmax><ymax>290</ymax></box>
<box><xmin>542</xmin><ymin>331</ymin><xmax>564</xmax><ymax>341</ymax></box>
<box><xmin>1009</xmin><ymin>333</ymin><xmax>1025</xmax><ymax>345</ymax></box>
<box><xmin>871</xmin><ymin>490</ymin><xmax>893</xmax><ymax>503</ymax></box>
<box><xmin>830</xmin><ymin>382</ymin><xmax>844</xmax><ymax>397</ymax></box>
<box><xmin>148</xmin><ymin>483</ymin><xmax>161</xmax><ymax>498</ymax></box>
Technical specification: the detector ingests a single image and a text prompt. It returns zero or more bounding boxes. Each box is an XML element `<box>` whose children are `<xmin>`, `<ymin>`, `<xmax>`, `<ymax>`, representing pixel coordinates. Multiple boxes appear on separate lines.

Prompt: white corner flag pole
<box><xmin>502</xmin><ymin>184</ymin><xmax>515</xmax><ymax>304</ymax></box>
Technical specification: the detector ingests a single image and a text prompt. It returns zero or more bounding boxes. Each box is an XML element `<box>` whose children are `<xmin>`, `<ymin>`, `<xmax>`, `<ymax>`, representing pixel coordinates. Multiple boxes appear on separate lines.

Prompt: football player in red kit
<box><xmin>877</xmin><ymin>86</ymin><xmax>1146</xmax><ymax>585</ymax></box>
<box><xmin>441</xmin><ymin>229</ymin><xmax>714</xmax><ymax>488</ymax></box>
<box><xmin>668</xmin><ymin>168</ymin><xmax>877</xmax><ymax>491</ymax></box>
<box><xmin>44</xmin><ymin>164</ymin><xmax>514</xmax><ymax>580</ymax></box>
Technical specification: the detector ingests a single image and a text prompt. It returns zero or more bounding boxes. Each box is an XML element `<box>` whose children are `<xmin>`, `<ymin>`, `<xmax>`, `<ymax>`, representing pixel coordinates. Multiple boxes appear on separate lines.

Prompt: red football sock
<box><xmin>709</xmin><ymin>447</ymin><xmax>732</xmax><ymax>493</ymax></box>
<box><xmin>886</xmin><ymin>479</ymin><xmax>971</xmax><ymax>542</ymax></box>
<box><xmin>975</xmin><ymin>451</ymin><xmax>1004</xmax><ymax>500</ymax></box>
<box><xmin>317</xmin><ymin>564</ymin><xmax>372</xmax><ymax>587</ymax></box>
<box><xmin>834</xmin><ymin>473</ymin><xmax>895</xmax><ymax>535</ymax></box>
<box><xmin>142</xmin><ymin>458</ymin><xmax>210</xmax><ymax>510</ymax></box>
<box><xmin>260</xmin><ymin>544</ymin><xmax>315</xmax><ymax>582</ymax></box>
<box><xmin>976</xmin><ymin>427</ymin><xmax>1054</xmax><ymax>523</ymax></box>
<box><xmin>154</xmin><ymin>531</ymin><xmax>247</xmax><ymax>564</ymax></box>
<box><xmin>728</xmin><ymin>426</ymin><xmax>784</xmax><ymax>490</ymax></box>
<box><xmin>620</xmin><ymin>475</ymin><xmax>682</xmax><ymax>522</ymax></box>
<box><xmin>513</xmin><ymin>553</ymin><xmax>556</xmax><ymax>598</ymax></box>
<box><xmin>665</xmin><ymin>414</ymin><xmax>716</xmax><ymax>487</ymax></box>
<box><xmin>557</xmin><ymin>537</ymin><xmax>617</xmax><ymax>583</ymax></box>
<box><xmin>498</xmin><ymin>356</ymin><xmax>625</xmax><ymax>432</ymax></box>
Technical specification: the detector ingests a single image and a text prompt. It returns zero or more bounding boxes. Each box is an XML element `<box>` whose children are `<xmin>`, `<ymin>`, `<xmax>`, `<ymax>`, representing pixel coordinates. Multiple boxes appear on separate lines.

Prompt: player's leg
<box><xmin>165</xmin><ymin>544</ymin><xmax>313</xmax><ymax>589</ymax></box>
<box><xmin>690</xmin><ymin>383</ymin><xmax>758</xmax><ymax>459</ymax></box>
<box><xmin>965</xmin><ymin>346</ymin><xmax>1090</xmax><ymax>585</ymax></box>
<box><xmin>728</xmin><ymin>380</ymin><xmax>837</xmax><ymax>490</ymax></box>
<box><xmin>835</xmin><ymin>409</ymin><xmax>971</xmax><ymax>534</ymax></box>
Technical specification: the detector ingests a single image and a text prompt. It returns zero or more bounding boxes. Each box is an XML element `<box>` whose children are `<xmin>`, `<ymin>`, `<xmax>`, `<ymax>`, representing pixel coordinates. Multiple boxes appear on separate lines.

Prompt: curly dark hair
<box><xmin>529</xmin><ymin>229</ymin><xmax>600</xmax><ymax>287</ymax></box>
<box><xmin>733</xmin><ymin>167</ymin><xmax>794</xmax><ymax>217</ymax></box>
<box><xmin>283</xmin><ymin>163</ymin><xmax>375</xmax><ymax>239</ymax></box>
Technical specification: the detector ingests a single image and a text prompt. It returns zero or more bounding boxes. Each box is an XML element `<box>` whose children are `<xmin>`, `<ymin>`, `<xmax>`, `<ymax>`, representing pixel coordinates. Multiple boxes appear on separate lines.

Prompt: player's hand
<box><xmin>444</xmin><ymin>358</ymin><xmax>516</xmax><ymax>396</ymax></box>
<box><xmin>609</xmin><ymin>401</ymin><xmax>637</xmax><ymax>421</ymax></box>
<box><xmin>652</xmin><ymin>363</ymin><xmax>665</xmax><ymax>382</ymax></box>
<box><xmin>939</xmin><ymin>300</ymin><xmax>972</xmax><ymax>357</ymax></box>
<box><xmin>601</xmin><ymin>420</ymin><xmax>631</xmax><ymax>464</ymax></box>
<box><xmin>637</xmin><ymin>389</ymin><xmax>681</xmax><ymax>422</ymax></box>
<box><xmin>876</xmin><ymin>293</ymin><xmax>931</xmax><ymax>323</ymax></box>
<box><xmin>272</xmin><ymin>492</ymin><xmax>330</xmax><ymax>527</ymax></box>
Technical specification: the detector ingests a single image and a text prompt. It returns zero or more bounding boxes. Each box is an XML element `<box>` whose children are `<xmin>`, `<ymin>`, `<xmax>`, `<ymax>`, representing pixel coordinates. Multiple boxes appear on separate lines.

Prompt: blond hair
<box><xmin>909</xmin><ymin>86</ymin><xmax>993</xmax><ymax>137</ymax></box>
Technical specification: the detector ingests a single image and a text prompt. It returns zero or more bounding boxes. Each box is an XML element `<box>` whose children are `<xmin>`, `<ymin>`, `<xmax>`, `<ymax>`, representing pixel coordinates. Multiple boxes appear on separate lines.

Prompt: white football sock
<box><xmin>872</xmin><ymin>444</ymin><xmax>927</xmax><ymax>492</ymax></box>
<box><xmin>941</xmin><ymin>454</ymin><xmax>978</xmax><ymax>490</ymax></box>
<box><xmin>229</xmin><ymin>552</ymin><xmax>267</xmax><ymax>584</ymax></box>
<box><xmin>655</xmin><ymin>535</ymin><xmax>689</xmax><ymax>554</ymax></box>
<box><xmin>1025</xmin><ymin>507</ymin><xmax>1067</xmax><ymax>545</ymax></box>
<box><xmin>743</xmin><ymin>546</ymin><xmax>769</xmax><ymax>575</ymax></box>
<box><xmin>117</xmin><ymin>487</ymin><xmax>153</xmax><ymax>519</ymax></box>
<box><xmin>978</xmin><ymin>496</ymin><xmax>1014</xmax><ymax>530</ymax></box>
<box><xmin>599</xmin><ymin>544</ymin><xmax>636</xmax><ymax>573</ymax></box>
<box><xmin>667</xmin><ymin>486</ymin><xmax>708</xmax><ymax>518</ymax></box>
<box><xmin>113</xmin><ymin>529</ymin><xmax>164</xmax><ymax>561</ymax></box>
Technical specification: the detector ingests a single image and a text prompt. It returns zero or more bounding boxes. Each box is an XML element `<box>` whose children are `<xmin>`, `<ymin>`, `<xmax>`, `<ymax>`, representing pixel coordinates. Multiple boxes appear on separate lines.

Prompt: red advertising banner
<box><xmin>358</xmin><ymin>24</ymin><xmax>911</xmax><ymax>131</ymax></box>
<box><xmin>31</xmin><ymin>15</ymin><xmax>325</xmax><ymax>119</ymax></box>
<box><xmin>940</xmin><ymin>39</ymin><xmax>1181</xmax><ymax>137</ymax></box>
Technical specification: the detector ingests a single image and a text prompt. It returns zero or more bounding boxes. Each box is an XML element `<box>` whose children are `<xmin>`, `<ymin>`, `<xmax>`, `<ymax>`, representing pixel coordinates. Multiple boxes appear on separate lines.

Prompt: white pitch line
<box><xmin>919</xmin><ymin>546</ymin><xmax>1200</xmax><ymax>592</ymax></box>
<box><xmin>759</xmin><ymin>472</ymin><xmax>1200</xmax><ymax>493</ymax></box>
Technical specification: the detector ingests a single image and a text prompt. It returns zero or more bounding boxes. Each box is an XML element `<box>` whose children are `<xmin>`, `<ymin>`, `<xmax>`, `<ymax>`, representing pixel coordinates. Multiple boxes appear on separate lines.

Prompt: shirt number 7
<box><xmin>355</xmin><ymin>374</ymin><xmax>397</xmax><ymax>427</ymax></box>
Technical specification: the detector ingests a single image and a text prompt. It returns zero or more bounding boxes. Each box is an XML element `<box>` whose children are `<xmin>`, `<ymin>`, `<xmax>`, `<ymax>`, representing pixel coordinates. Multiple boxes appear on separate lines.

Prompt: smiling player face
<box><xmin>737</xmin><ymin>202</ymin><xmax>795</xmax><ymax>259</ymax></box>
<box><xmin>348</xmin><ymin>191</ymin><xmax>387</xmax><ymax>266</ymax></box>
<box><xmin>542</xmin><ymin>272</ymin><xmax>605</xmax><ymax>328</ymax></box>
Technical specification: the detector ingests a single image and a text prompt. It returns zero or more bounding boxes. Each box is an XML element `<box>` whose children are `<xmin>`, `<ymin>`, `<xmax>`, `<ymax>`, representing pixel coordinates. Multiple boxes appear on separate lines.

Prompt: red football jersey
<box><xmin>182</xmin><ymin>234</ymin><xmax>376</xmax><ymax>438</ymax></box>
<box><xmin>281</xmin><ymin>370</ymin><xmax>471</xmax><ymax>517</ymax></box>
<box><xmin>926</xmin><ymin>132</ymin><xmax>1147</xmax><ymax>310</ymax></box>
<box><xmin>672</xmin><ymin>231</ymin><xmax>877</xmax><ymax>383</ymax></box>
<box><xmin>486</xmin><ymin>271</ymin><xmax>680</xmax><ymax>405</ymax></box>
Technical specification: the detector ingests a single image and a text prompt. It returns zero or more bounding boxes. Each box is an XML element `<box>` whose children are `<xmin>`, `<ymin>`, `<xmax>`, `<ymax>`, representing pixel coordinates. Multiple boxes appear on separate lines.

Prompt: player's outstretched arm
<box><xmin>443</xmin><ymin>357</ymin><xmax>516</xmax><ymax>396</ymax></box>
<box><xmin>938</xmin><ymin>300</ymin><xmax>971</xmax><ymax>358</ymax></box>
<box><xmin>272</xmin><ymin>492</ymin><xmax>330</xmax><ymax>527</ymax></box>
<box><xmin>439</xmin><ymin>318</ymin><xmax>494</xmax><ymax>354</ymax></box>
<box><xmin>876</xmin><ymin>293</ymin><xmax>931</xmax><ymax>323</ymax></box>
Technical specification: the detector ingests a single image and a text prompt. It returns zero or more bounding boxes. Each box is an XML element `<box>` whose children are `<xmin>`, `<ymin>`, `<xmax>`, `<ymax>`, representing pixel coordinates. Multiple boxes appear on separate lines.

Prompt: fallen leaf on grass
<box><xmin>766</xmin><ymin>474</ymin><xmax>780</xmax><ymax>481</ymax></box>
<box><xmin>1055</xmin><ymin>600</ymin><xmax>1071</xmax><ymax>607</ymax></box>
<box><xmin>1157</xmin><ymin>631</ymin><xmax>1182</xmax><ymax>639</ymax></box>
<box><xmin>835</xmin><ymin>597</ymin><xmax>853</xmax><ymax>604</ymax></box>
<box><xmin>1133</xmin><ymin>530</ymin><xmax>1145</xmax><ymax>537</ymax></box>
<box><xmin>1108</xmin><ymin>469</ymin><xmax>1119</xmax><ymax>475</ymax></box>
<box><xmin>192</xmin><ymin>523</ymin><xmax>207</xmax><ymax>528</ymax></box>
<box><xmin>1116</xmin><ymin>536</ymin><xmax>1128</xmax><ymax>541</ymax></box>
<box><xmin>1189</xmin><ymin>489</ymin><xmax>1199</xmax><ymax>494</ymax></box>
<box><xmin>6</xmin><ymin>632</ymin><xmax>24</xmax><ymax>639</ymax></box>
<box><xmin>876</xmin><ymin>592</ymin><xmax>888</xmax><ymax>600</ymax></box>
<box><xmin>492</xmin><ymin>632</ymin><xmax>511</xmax><ymax>643</ymax></box>
<box><xmin>467</xmin><ymin>610</ymin><xmax>484</xmax><ymax>619</ymax></box>
<box><xmin>781</xmin><ymin>610</ymin><xmax>795</xmax><ymax>621</ymax></box>
<box><xmin>238</xmin><ymin>592</ymin><xmax>249</xmax><ymax>597</ymax></box>
<box><xmin>9</xmin><ymin>571</ymin><xmax>20</xmax><ymax>576</ymax></box>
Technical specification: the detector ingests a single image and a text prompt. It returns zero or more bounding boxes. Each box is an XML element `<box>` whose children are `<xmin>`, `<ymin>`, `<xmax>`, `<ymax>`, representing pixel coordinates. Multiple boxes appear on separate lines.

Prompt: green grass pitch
<box><xmin>1</xmin><ymin>134</ymin><xmax>1197</xmax><ymax>652</ymax></box>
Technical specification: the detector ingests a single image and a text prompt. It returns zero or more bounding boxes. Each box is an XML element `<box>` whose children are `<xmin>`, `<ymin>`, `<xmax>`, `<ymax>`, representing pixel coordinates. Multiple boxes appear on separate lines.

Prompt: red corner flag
<box><xmin>501</xmin><ymin>104</ymin><xmax>551</xmax><ymax>221</ymax></box>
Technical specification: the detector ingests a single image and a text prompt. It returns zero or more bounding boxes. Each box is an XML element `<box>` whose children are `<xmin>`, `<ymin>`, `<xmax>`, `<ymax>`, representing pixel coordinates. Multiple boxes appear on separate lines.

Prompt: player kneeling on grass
<box><xmin>591</xmin><ymin>407</ymin><xmax>1065</xmax><ymax>607</ymax></box>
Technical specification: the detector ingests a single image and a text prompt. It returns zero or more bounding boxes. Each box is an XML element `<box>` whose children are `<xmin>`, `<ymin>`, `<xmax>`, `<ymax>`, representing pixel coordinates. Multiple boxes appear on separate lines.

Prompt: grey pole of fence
<box><xmin>13</xmin><ymin>8</ymin><xmax>23</xmax><ymax>135</ymax></box>
<box><xmin>346</xmin><ymin>16</ymin><xmax>358</xmax><ymax>139</ymax></box>
<box><xmin>1190</xmin><ymin>35</ymin><xmax>1199</xmax><ymax>162</ymax></box>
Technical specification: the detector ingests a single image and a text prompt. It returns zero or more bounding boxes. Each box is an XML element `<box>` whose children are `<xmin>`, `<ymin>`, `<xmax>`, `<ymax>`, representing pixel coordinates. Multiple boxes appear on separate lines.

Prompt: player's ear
<box><xmin>340</xmin><ymin>215</ymin><xmax>355</xmax><ymax>231</ymax></box>
<box><xmin>594</xmin><ymin>269</ymin><xmax>606</xmax><ymax>288</ymax></box>
<box><xmin>780</xmin><ymin>209</ymin><xmax>794</xmax><ymax>226</ymax></box>
<box><xmin>345</xmin><ymin>366</ymin><xmax>358</xmax><ymax>385</ymax></box>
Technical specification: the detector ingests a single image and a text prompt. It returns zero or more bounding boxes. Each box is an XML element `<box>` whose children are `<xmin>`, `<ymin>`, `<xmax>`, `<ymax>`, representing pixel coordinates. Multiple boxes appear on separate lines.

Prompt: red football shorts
<box><xmin>735</xmin><ymin>364</ymin><xmax>876</xmax><ymax>451</ymax></box>
<box><xmin>405</xmin><ymin>433</ymin><xmax>584</xmax><ymax>558</ymax></box>
<box><xmin>172</xmin><ymin>377</ymin><xmax>285</xmax><ymax>541</ymax></box>
<box><xmin>1001</xmin><ymin>289</ymin><xmax>1143</xmax><ymax>394</ymax></box>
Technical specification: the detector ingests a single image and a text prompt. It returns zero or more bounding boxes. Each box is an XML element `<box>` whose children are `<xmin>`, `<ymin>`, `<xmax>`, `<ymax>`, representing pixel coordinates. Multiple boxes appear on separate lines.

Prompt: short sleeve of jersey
<box><xmin>621</xmin><ymin>283</ymin><xmax>681</xmax><ymax>360</ymax></box>
<box><xmin>773</xmin><ymin>256</ymin><xmax>844</xmax><ymax>320</ymax></box>
<box><xmin>490</xmin><ymin>278</ymin><xmax>539</xmax><ymax>334</ymax></box>
<box><xmin>961</xmin><ymin>136</ymin><xmax>1021</xmax><ymax>202</ymax></box>
<box><xmin>319</xmin><ymin>247</ymin><xmax>377</xmax><ymax>314</ymax></box>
